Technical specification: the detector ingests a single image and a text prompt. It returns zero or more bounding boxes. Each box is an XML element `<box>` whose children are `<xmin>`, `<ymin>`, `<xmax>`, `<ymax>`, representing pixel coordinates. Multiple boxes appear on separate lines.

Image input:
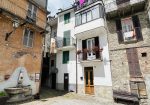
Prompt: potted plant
<box><xmin>0</xmin><ymin>91</ymin><xmax>8</xmax><ymax>105</ymax></box>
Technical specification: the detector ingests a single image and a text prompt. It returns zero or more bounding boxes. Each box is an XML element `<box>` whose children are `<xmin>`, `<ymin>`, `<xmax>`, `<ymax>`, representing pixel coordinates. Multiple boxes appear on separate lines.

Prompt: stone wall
<box><xmin>78</xmin><ymin>84</ymin><xmax>113</xmax><ymax>100</ymax></box>
<box><xmin>107</xmin><ymin>11</ymin><xmax>150</xmax><ymax>51</ymax></box>
<box><xmin>107</xmin><ymin>11</ymin><xmax>150</xmax><ymax>104</ymax></box>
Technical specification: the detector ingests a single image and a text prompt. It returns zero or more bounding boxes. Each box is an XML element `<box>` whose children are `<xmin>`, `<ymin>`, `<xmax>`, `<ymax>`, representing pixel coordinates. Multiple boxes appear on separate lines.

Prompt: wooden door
<box><xmin>64</xmin><ymin>73</ymin><xmax>69</xmax><ymax>91</ymax></box>
<box><xmin>84</xmin><ymin>67</ymin><xmax>94</xmax><ymax>95</ymax></box>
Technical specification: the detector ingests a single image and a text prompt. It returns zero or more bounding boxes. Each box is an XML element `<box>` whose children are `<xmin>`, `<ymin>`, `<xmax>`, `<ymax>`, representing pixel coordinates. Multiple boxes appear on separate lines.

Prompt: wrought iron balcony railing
<box><xmin>77</xmin><ymin>47</ymin><xmax>103</xmax><ymax>61</ymax></box>
<box><xmin>56</xmin><ymin>37</ymin><xmax>76</xmax><ymax>48</ymax></box>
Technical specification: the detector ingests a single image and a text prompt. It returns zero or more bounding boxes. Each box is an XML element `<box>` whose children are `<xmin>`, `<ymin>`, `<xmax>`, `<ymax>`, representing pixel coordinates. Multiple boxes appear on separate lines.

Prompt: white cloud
<box><xmin>47</xmin><ymin>0</ymin><xmax>75</xmax><ymax>16</ymax></box>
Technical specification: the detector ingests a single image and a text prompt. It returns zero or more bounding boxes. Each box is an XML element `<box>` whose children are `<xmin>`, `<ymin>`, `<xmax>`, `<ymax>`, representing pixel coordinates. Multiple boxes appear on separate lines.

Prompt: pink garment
<box><xmin>79</xmin><ymin>0</ymin><xmax>85</xmax><ymax>5</ymax></box>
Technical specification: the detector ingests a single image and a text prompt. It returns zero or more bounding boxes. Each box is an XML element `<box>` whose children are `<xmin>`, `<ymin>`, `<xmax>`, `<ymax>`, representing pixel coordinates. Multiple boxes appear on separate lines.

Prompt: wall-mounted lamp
<box><xmin>5</xmin><ymin>18</ymin><xmax>20</xmax><ymax>41</ymax></box>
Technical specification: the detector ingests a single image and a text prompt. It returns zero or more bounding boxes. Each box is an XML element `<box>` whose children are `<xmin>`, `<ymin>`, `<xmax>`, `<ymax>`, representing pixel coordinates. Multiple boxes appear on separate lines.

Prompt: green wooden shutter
<box><xmin>63</xmin><ymin>31</ymin><xmax>70</xmax><ymax>46</ymax></box>
<box><xmin>63</xmin><ymin>51</ymin><xmax>69</xmax><ymax>64</ymax></box>
<box><xmin>64</xmin><ymin>13</ymin><xmax>70</xmax><ymax>24</ymax></box>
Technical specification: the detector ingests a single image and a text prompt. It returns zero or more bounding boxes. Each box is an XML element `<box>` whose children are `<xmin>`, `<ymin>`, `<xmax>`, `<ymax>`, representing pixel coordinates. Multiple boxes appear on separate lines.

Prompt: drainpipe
<box><xmin>76</xmin><ymin>38</ymin><xmax>78</xmax><ymax>93</ymax></box>
<box><xmin>49</xmin><ymin>25</ymin><xmax>52</xmax><ymax>88</ymax></box>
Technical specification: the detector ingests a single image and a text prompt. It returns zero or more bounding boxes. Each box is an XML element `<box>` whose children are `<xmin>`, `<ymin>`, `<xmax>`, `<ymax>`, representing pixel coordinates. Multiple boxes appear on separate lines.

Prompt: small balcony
<box><xmin>105</xmin><ymin>0</ymin><xmax>146</xmax><ymax>18</ymax></box>
<box><xmin>56</xmin><ymin>37</ymin><xmax>76</xmax><ymax>51</ymax></box>
<box><xmin>77</xmin><ymin>47</ymin><xmax>103</xmax><ymax>63</ymax></box>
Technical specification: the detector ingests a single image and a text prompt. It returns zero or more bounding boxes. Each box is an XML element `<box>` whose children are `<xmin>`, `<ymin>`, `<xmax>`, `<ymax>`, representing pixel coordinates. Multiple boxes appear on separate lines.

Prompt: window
<box><xmin>63</xmin><ymin>30</ymin><xmax>70</xmax><ymax>46</ymax></box>
<box><xmin>63</xmin><ymin>51</ymin><xmax>69</xmax><ymax>64</ymax></box>
<box><xmin>122</xmin><ymin>18</ymin><xmax>133</xmax><ymax>33</ymax></box>
<box><xmin>87</xmin><ymin>11</ymin><xmax>92</xmax><ymax>22</ymax></box>
<box><xmin>130</xmin><ymin>81</ymin><xmax>147</xmax><ymax>98</ymax></box>
<box><xmin>82</xmin><ymin>13</ymin><xmax>86</xmax><ymax>24</ymax></box>
<box><xmin>27</xmin><ymin>3</ymin><xmax>37</xmax><ymax>22</ymax></box>
<box><xmin>116</xmin><ymin>15</ymin><xmax>143</xmax><ymax>43</ymax></box>
<box><xmin>87</xmin><ymin>38</ymin><xmax>96</xmax><ymax>60</ymax></box>
<box><xmin>82</xmin><ymin>37</ymin><xmax>100</xmax><ymax>60</ymax></box>
<box><xmin>75</xmin><ymin>13</ymin><xmax>81</xmax><ymax>25</ymax></box>
<box><xmin>23</xmin><ymin>29</ymin><xmax>34</xmax><ymax>47</ymax></box>
<box><xmin>92</xmin><ymin>5</ymin><xmax>100</xmax><ymax>20</ymax></box>
<box><xmin>75</xmin><ymin>4</ymin><xmax>104</xmax><ymax>26</ymax></box>
<box><xmin>64</xmin><ymin>13</ymin><xmax>70</xmax><ymax>24</ymax></box>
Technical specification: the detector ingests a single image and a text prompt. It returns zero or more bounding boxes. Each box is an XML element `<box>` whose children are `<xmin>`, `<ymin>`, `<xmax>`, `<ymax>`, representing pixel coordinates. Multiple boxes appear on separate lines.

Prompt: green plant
<box><xmin>0</xmin><ymin>91</ymin><xmax>7</xmax><ymax>97</ymax></box>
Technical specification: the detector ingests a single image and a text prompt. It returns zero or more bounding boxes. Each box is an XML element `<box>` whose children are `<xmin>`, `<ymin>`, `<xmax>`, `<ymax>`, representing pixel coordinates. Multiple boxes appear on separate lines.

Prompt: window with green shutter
<box><xmin>63</xmin><ymin>30</ymin><xmax>70</xmax><ymax>46</ymax></box>
<box><xmin>63</xmin><ymin>51</ymin><xmax>69</xmax><ymax>64</ymax></box>
<box><xmin>64</xmin><ymin>13</ymin><xmax>70</xmax><ymax>24</ymax></box>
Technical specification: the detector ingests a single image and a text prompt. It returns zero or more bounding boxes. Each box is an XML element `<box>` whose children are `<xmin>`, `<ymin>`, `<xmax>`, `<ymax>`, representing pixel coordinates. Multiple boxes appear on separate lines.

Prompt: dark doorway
<box><xmin>41</xmin><ymin>53</ymin><xmax>50</xmax><ymax>87</ymax></box>
<box><xmin>64</xmin><ymin>73</ymin><xmax>69</xmax><ymax>91</ymax></box>
<box><xmin>51</xmin><ymin>73</ymin><xmax>56</xmax><ymax>89</ymax></box>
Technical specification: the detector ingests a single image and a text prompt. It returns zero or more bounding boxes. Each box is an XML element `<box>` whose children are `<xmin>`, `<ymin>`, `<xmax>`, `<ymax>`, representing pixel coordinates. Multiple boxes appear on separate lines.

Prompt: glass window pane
<box><xmin>92</xmin><ymin>5</ymin><xmax>99</xmax><ymax>20</ymax></box>
<box><xmin>28</xmin><ymin>38</ymin><xmax>33</xmax><ymax>47</ymax></box>
<box><xmin>75</xmin><ymin>13</ymin><xmax>81</xmax><ymax>26</ymax></box>
<box><xmin>87</xmin><ymin>11</ymin><xmax>92</xmax><ymax>22</ymax></box>
<box><xmin>23</xmin><ymin>37</ymin><xmax>28</xmax><ymax>46</ymax></box>
<box><xmin>86</xmin><ymin>71</ymin><xmax>88</xmax><ymax>85</ymax></box>
<box><xmin>82</xmin><ymin>13</ymin><xmax>86</xmax><ymax>24</ymax></box>
<box><xmin>90</xmin><ymin>71</ymin><xmax>93</xmax><ymax>85</ymax></box>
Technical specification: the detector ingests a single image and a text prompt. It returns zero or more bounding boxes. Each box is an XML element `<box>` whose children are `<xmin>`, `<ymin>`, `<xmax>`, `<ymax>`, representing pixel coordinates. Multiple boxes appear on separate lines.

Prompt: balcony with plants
<box><xmin>77</xmin><ymin>46</ymin><xmax>103</xmax><ymax>63</ymax></box>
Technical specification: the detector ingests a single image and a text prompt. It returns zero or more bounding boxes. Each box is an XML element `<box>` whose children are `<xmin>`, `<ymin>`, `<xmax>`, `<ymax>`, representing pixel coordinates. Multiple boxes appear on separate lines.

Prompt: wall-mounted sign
<box><xmin>35</xmin><ymin>73</ymin><xmax>40</xmax><ymax>82</ymax></box>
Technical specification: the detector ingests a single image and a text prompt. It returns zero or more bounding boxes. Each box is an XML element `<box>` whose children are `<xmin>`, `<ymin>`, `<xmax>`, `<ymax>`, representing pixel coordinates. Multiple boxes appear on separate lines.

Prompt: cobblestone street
<box><xmin>19</xmin><ymin>89</ymin><xmax>123</xmax><ymax>105</ymax></box>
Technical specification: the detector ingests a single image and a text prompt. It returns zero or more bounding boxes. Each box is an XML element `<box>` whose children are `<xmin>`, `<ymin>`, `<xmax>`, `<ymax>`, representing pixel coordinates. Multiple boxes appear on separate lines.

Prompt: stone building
<box><xmin>105</xmin><ymin>0</ymin><xmax>150</xmax><ymax>104</ymax></box>
<box><xmin>0</xmin><ymin>0</ymin><xmax>47</xmax><ymax>95</ymax></box>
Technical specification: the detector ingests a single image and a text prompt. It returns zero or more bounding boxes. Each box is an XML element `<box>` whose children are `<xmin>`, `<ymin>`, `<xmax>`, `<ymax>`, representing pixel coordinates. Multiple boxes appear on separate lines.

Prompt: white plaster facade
<box><xmin>56</xmin><ymin>8</ymin><xmax>77</xmax><ymax>92</ymax></box>
<box><xmin>56</xmin><ymin>1</ymin><xmax>112</xmax><ymax>98</ymax></box>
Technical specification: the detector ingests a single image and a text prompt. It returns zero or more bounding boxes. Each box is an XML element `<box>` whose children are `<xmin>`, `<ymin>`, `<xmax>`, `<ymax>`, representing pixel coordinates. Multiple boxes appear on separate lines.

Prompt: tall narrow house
<box><xmin>105</xmin><ymin>0</ymin><xmax>150</xmax><ymax>104</ymax></box>
<box><xmin>0</xmin><ymin>0</ymin><xmax>47</xmax><ymax>95</ymax></box>
<box><xmin>56</xmin><ymin>7</ymin><xmax>76</xmax><ymax>91</ymax></box>
<box><xmin>75</xmin><ymin>0</ymin><xmax>112</xmax><ymax>99</ymax></box>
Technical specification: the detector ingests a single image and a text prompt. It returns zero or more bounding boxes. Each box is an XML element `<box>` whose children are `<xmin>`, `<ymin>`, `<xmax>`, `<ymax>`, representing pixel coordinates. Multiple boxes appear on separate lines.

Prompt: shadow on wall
<box><xmin>0</xmin><ymin>67</ymin><xmax>37</xmax><ymax>95</ymax></box>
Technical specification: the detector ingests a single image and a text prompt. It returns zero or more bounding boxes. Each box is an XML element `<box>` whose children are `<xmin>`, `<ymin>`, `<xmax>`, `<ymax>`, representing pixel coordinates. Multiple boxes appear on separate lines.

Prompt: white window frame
<box><xmin>87</xmin><ymin>38</ymin><xmax>96</xmax><ymax>60</ymax></box>
<box><xmin>23</xmin><ymin>29</ymin><xmax>34</xmax><ymax>48</ymax></box>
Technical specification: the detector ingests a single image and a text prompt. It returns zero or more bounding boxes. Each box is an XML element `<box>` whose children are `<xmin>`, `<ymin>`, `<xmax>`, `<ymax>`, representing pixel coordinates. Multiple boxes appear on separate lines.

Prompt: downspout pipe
<box><xmin>76</xmin><ymin>38</ymin><xmax>78</xmax><ymax>93</ymax></box>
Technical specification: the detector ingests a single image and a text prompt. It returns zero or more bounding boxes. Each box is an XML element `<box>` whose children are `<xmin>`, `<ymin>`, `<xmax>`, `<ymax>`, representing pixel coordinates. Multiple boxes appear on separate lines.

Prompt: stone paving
<box><xmin>18</xmin><ymin>88</ymin><xmax>124</xmax><ymax>105</ymax></box>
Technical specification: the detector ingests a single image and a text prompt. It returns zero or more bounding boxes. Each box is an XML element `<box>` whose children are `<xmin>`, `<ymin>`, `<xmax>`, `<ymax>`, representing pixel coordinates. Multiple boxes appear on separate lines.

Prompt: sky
<box><xmin>47</xmin><ymin>0</ymin><xmax>75</xmax><ymax>16</ymax></box>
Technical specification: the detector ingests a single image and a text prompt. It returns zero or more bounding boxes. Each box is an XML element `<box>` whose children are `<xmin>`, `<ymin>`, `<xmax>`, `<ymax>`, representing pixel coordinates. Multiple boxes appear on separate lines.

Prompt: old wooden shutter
<box><xmin>82</xmin><ymin>40</ymin><xmax>87</xmax><ymax>60</ymax></box>
<box><xmin>126</xmin><ymin>48</ymin><xmax>142</xmax><ymax>77</ymax></box>
<box><xmin>132</xmin><ymin>15</ymin><xmax>143</xmax><ymax>41</ymax></box>
<box><xmin>116</xmin><ymin>18</ymin><xmax>124</xmax><ymax>44</ymax></box>
<box><xmin>95</xmin><ymin>37</ymin><xmax>100</xmax><ymax>59</ymax></box>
